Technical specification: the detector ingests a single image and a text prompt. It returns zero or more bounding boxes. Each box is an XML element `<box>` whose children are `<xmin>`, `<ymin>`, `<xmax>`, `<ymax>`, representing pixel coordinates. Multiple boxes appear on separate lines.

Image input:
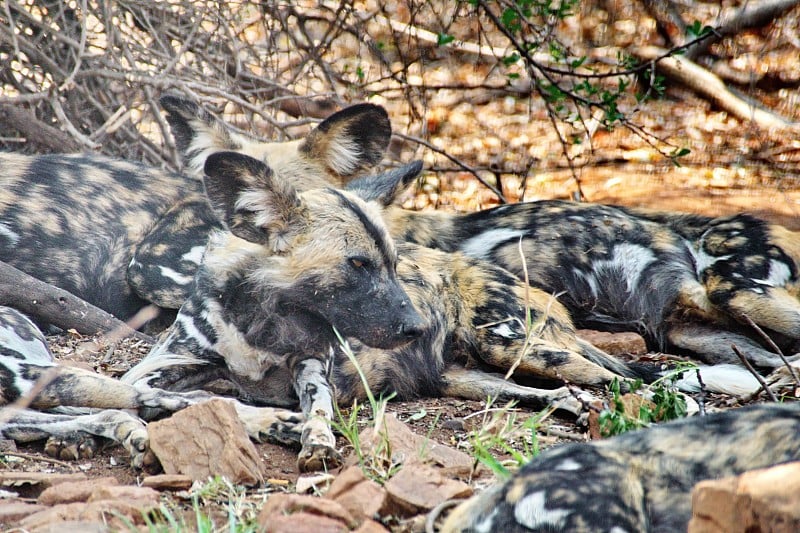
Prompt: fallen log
<box><xmin>0</xmin><ymin>260</ymin><xmax>154</xmax><ymax>343</ymax></box>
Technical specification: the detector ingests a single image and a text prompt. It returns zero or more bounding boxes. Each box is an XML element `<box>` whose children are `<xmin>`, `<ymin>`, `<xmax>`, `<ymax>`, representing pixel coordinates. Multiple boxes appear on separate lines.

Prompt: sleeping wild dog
<box><xmin>383</xmin><ymin>200</ymin><xmax>800</xmax><ymax>373</ymax></box>
<box><xmin>149</xmin><ymin>98</ymin><xmax>800</xmax><ymax>378</ymax></box>
<box><xmin>0</xmin><ymin>96</ymin><xmax>392</xmax><ymax>323</ymax></box>
<box><xmin>441</xmin><ymin>400</ymin><xmax>800</xmax><ymax>533</ymax></box>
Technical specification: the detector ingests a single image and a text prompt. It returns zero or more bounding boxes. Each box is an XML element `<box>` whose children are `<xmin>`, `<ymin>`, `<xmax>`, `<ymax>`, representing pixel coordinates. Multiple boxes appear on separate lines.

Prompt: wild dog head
<box><xmin>160</xmin><ymin>95</ymin><xmax>391</xmax><ymax>190</ymax></box>
<box><xmin>201</xmin><ymin>151</ymin><xmax>427</xmax><ymax>352</ymax></box>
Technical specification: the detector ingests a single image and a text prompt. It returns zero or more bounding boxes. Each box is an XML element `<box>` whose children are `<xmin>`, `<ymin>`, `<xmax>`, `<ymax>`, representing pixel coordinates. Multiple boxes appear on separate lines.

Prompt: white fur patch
<box><xmin>491</xmin><ymin>322</ymin><xmax>519</xmax><ymax>339</ymax></box>
<box><xmin>514</xmin><ymin>490</ymin><xmax>572</xmax><ymax>530</ymax></box>
<box><xmin>325</xmin><ymin>136</ymin><xmax>361</xmax><ymax>176</ymax></box>
<box><xmin>0</xmin><ymin>323</ymin><xmax>52</xmax><ymax>365</ymax></box>
<box><xmin>0</xmin><ymin>223</ymin><xmax>20</xmax><ymax>246</ymax></box>
<box><xmin>181</xmin><ymin>245</ymin><xmax>206</xmax><ymax>265</ymax></box>
<box><xmin>754</xmin><ymin>260</ymin><xmax>792</xmax><ymax>287</ymax></box>
<box><xmin>554</xmin><ymin>458</ymin><xmax>583</xmax><ymax>471</ymax></box>
<box><xmin>593</xmin><ymin>242</ymin><xmax>657</xmax><ymax>292</ymax></box>
<box><xmin>459</xmin><ymin>228</ymin><xmax>527</xmax><ymax>260</ymax></box>
<box><xmin>158</xmin><ymin>265</ymin><xmax>194</xmax><ymax>285</ymax></box>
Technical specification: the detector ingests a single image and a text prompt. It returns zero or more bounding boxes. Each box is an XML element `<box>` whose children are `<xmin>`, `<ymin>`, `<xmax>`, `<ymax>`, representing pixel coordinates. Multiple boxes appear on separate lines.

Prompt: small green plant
<box><xmin>331</xmin><ymin>328</ymin><xmax>401</xmax><ymax>483</ymax></box>
<box><xmin>467</xmin><ymin>398</ymin><xmax>549</xmax><ymax>480</ymax></box>
<box><xmin>598</xmin><ymin>365</ymin><xmax>693</xmax><ymax>437</ymax></box>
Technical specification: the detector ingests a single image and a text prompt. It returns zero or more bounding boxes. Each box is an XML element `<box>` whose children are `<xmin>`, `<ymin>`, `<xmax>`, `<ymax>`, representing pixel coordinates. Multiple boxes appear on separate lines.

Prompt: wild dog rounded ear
<box><xmin>344</xmin><ymin>160</ymin><xmax>424</xmax><ymax>206</ymax></box>
<box><xmin>203</xmin><ymin>151</ymin><xmax>304</xmax><ymax>248</ymax></box>
<box><xmin>160</xmin><ymin>94</ymin><xmax>241</xmax><ymax>172</ymax></box>
<box><xmin>300</xmin><ymin>103</ymin><xmax>391</xmax><ymax>178</ymax></box>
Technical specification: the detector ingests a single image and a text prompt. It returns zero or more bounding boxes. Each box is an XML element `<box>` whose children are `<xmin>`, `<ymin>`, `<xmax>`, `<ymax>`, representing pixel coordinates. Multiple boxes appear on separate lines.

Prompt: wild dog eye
<box><xmin>349</xmin><ymin>256</ymin><xmax>371</xmax><ymax>269</ymax></box>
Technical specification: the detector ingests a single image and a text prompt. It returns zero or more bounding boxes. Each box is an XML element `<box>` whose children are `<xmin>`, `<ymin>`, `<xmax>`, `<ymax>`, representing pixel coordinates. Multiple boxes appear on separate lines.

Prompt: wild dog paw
<box><xmin>297</xmin><ymin>443</ymin><xmax>343</xmax><ymax>472</ymax></box>
<box><xmin>119</xmin><ymin>425</ymin><xmax>151</xmax><ymax>469</ymax></box>
<box><xmin>235</xmin><ymin>403</ymin><xmax>305</xmax><ymax>445</ymax></box>
<box><xmin>44</xmin><ymin>433</ymin><xmax>98</xmax><ymax>460</ymax></box>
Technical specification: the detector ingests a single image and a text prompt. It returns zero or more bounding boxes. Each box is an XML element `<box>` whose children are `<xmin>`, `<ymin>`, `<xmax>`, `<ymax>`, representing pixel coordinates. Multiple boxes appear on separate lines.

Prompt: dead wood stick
<box><xmin>739</xmin><ymin>313</ymin><xmax>800</xmax><ymax>386</ymax></box>
<box><xmin>0</xmin><ymin>260</ymin><xmax>153</xmax><ymax>342</ymax></box>
<box><xmin>633</xmin><ymin>46</ymin><xmax>798</xmax><ymax>131</ymax></box>
<box><xmin>731</xmin><ymin>344</ymin><xmax>778</xmax><ymax>402</ymax></box>
<box><xmin>686</xmin><ymin>0</ymin><xmax>800</xmax><ymax>60</ymax></box>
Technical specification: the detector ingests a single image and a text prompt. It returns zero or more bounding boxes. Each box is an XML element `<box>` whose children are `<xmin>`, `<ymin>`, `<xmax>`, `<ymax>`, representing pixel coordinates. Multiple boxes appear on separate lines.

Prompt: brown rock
<box><xmin>383</xmin><ymin>463</ymin><xmax>473</xmax><ymax>517</ymax></box>
<box><xmin>325</xmin><ymin>465</ymin><xmax>387</xmax><ymax>523</ymax></box>
<box><xmin>88</xmin><ymin>484</ymin><xmax>160</xmax><ymax>505</ymax></box>
<box><xmin>25</xmin><ymin>520</ymin><xmax>109</xmax><ymax>533</ymax></box>
<box><xmin>141</xmin><ymin>474</ymin><xmax>194</xmax><ymax>491</ymax></box>
<box><xmin>356</xmin><ymin>414</ymin><xmax>472</xmax><ymax>476</ymax></box>
<box><xmin>0</xmin><ymin>501</ymin><xmax>47</xmax><ymax>526</ymax></box>
<box><xmin>263</xmin><ymin>511</ymin><xmax>349</xmax><ymax>533</ymax></box>
<box><xmin>37</xmin><ymin>477</ymin><xmax>119</xmax><ymax>505</ymax></box>
<box><xmin>577</xmin><ymin>329</ymin><xmax>647</xmax><ymax>355</ymax></box>
<box><xmin>0</xmin><ymin>472</ymin><xmax>87</xmax><ymax>499</ymax></box>
<box><xmin>148</xmin><ymin>398</ymin><xmax>264</xmax><ymax>486</ymax></box>
<box><xmin>258</xmin><ymin>493</ymin><xmax>357</xmax><ymax>529</ymax></box>
<box><xmin>20</xmin><ymin>499</ymin><xmax>157</xmax><ymax>530</ymax></box>
<box><xmin>690</xmin><ymin>462</ymin><xmax>800</xmax><ymax>533</ymax></box>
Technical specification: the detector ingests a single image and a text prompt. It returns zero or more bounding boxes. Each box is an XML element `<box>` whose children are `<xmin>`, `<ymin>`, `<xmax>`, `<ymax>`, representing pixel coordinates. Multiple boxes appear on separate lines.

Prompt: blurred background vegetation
<box><xmin>1</xmin><ymin>0</ymin><xmax>799</xmax><ymax>217</ymax></box>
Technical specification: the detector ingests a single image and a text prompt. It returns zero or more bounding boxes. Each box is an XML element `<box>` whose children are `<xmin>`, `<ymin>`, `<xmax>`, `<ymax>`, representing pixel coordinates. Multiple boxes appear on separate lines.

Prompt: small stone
<box><xmin>88</xmin><ymin>485</ymin><xmax>160</xmax><ymax>505</ymax></box>
<box><xmin>325</xmin><ymin>466</ymin><xmax>387</xmax><ymax>522</ymax></box>
<box><xmin>148</xmin><ymin>398</ymin><xmax>264</xmax><ymax>486</ymax></box>
<box><xmin>141</xmin><ymin>474</ymin><xmax>194</xmax><ymax>491</ymax></box>
<box><xmin>263</xmin><ymin>511</ymin><xmax>349</xmax><ymax>533</ymax></box>
<box><xmin>258</xmin><ymin>493</ymin><xmax>357</xmax><ymax>530</ymax></box>
<box><xmin>37</xmin><ymin>477</ymin><xmax>119</xmax><ymax>505</ymax></box>
<box><xmin>383</xmin><ymin>463</ymin><xmax>473</xmax><ymax>517</ymax></box>
<box><xmin>577</xmin><ymin>329</ymin><xmax>647</xmax><ymax>355</ymax></box>
<box><xmin>0</xmin><ymin>472</ymin><xmax>88</xmax><ymax>499</ymax></box>
<box><xmin>442</xmin><ymin>418</ymin><xmax>466</xmax><ymax>431</ymax></box>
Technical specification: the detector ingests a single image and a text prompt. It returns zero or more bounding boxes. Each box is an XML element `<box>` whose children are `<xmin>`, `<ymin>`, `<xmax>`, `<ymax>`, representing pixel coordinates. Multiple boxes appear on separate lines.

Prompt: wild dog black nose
<box><xmin>398</xmin><ymin>300</ymin><xmax>426</xmax><ymax>339</ymax></box>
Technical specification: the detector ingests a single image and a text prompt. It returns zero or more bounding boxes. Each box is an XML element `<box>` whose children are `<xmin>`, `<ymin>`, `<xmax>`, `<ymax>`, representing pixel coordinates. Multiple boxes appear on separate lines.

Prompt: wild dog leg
<box><xmin>1</xmin><ymin>408</ymin><xmax>152</xmax><ymax>468</ymax></box>
<box><xmin>292</xmin><ymin>357</ymin><xmax>342</xmax><ymax>472</ymax></box>
<box><xmin>440</xmin><ymin>366</ymin><xmax>594</xmax><ymax>416</ymax></box>
<box><xmin>667</xmin><ymin>323</ymin><xmax>799</xmax><ymax>368</ymax></box>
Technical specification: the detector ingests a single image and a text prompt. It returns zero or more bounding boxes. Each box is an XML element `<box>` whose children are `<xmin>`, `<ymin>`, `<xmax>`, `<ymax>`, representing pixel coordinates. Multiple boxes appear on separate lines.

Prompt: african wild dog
<box><xmin>0</xmin><ymin>96</ymin><xmax>391</xmax><ymax>323</ymax></box>
<box><xmin>380</xmin><ymin>201</ymin><xmax>800</xmax><ymax>373</ymax></box>
<box><xmin>441</xmin><ymin>400</ymin><xmax>800</xmax><ymax>533</ymax></box>
<box><xmin>0</xmin><ymin>305</ymin><xmax>304</xmax><ymax>467</ymax></box>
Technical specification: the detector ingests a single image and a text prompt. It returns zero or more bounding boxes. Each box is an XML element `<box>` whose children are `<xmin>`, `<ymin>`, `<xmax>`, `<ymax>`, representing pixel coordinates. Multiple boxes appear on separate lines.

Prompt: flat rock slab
<box><xmin>356</xmin><ymin>414</ymin><xmax>473</xmax><ymax>476</ymax></box>
<box><xmin>383</xmin><ymin>462</ymin><xmax>473</xmax><ymax>517</ymax></box>
<box><xmin>257</xmin><ymin>493</ymin><xmax>357</xmax><ymax>531</ymax></box>
<box><xmin>325</xmin><ymin>465</ymin><xmax>387</xmax><ymax>523</ymax></box>
<box><xmin>690</xmin><ymin>461</ymin><xmax>800</xmax><ymax>533</ymax></box>
<box><xmin>0</xmin><ymin>472</ymin><xmax>88</xmax><ymax>499</ymax></box>
<box><xmin>37</xmin><ymin>476</ymin><xmax>120</xmax><ymax>505</ymax></box>
<box><xmin>148</xmin><ymin>397</ymin><xmax>264</xmax><ymax>486</ymax></box>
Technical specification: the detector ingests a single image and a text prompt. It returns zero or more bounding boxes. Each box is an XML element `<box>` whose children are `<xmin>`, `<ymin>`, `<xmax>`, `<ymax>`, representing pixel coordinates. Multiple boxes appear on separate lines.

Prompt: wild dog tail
<box><xmin>673</xmin><ymin>364</ymin><xmax>761</xmax><ymax>396</ymax></box>
<box><xmin>578</xmin><ymin>339</ymin><xmax>762</xmax><ymax>396</ymax></box>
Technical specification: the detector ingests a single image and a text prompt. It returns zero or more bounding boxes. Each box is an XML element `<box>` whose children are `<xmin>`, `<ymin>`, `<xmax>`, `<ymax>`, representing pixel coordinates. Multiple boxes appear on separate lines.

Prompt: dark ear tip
<box><xmin>160</xmin><ymin>94</ymin><xmax>197</xmax><ymax>114</ymax></box>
